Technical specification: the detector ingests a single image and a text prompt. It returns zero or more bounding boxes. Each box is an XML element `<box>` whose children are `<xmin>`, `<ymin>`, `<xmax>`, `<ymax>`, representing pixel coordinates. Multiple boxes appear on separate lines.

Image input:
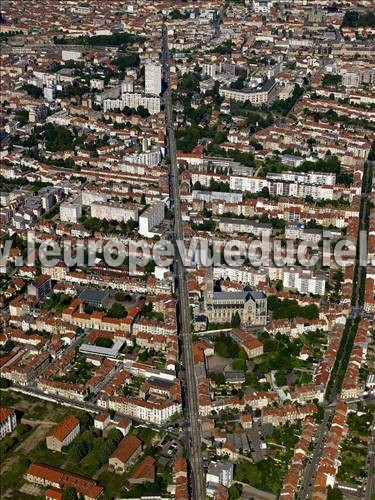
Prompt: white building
<box><xmin>139</xmin><ymin>201</ymin><xmax>165</xmax><ymax>237</ymax></box>
<box><xmin>60</xmin><ymin>200</ymin><xmax>82</xmax><ymax>224</ymax></box>
<box><xmin>123</xmin><ymin>148</ymin><xmax>161</xmax><ymax>167</ymax></box>
<box><xmin>61</xmin><ymin>49</ymin><xmax>82</xmax><ymax>61</ymax></box>
<box><xmin>145</xmin><ymin>63</ymin><xmax>162</xmax><ymax>95</ymax></box>
<box><xmin>94</xmin><ymin>412</ymin><xmax>110</xmax><ymax>430</ymax></box>
<box><xmin>252</xmin><ymin>0</ymin><xmax>273</xmax><ymax>14</ymax></box>
<box><xmin>202</xmin><ymin>63</ymin><xmax>218</xmax><ymax>79</ymax></box>
<box><xmin>213</xmin><ymin>266</ymin><xmax>268</xmax><ymax>287</ymax></box>
<box><xmin>219</xmin><ymin>80</ymin><xmax>277</xmax><ymax>105</ymax></box>
<box><xmin>207</xmin><ymin>462</ymin><xmax>234</xmax><ymax>497</ymax></box>
<box><xmin>46</xmin><ymin>415</ymin><xmax>80</xmax><ymax>452</ymax></box>
<box><xmin>283</xmin><ymin>268</ymin><xmax>326</xmax><ymax>295</ymax></box>
<box><xmin>43</xmin><ymin>87</ymin><xmax>56</xmax><ymax>101</ymax></box>
<box><xmin>81</xmin><ymin>190</ymin><xmax>109</xmax><ymax>206</ymax></box>
<box><xmin>107</xmin><ymin>397</ymin><xmax>181</xmax><ymax>425</ymax></box>
<box><xmin>103</xmin><ymin>93</ymin><xmax>161</xmax><ymax>115</ymax></box>
<box><xmin>91</xmin><ymin>202</ymin><xmax>139</xmax><ymax>223</ymax></box>
<box><xmin>122</xmin><ymin>77</ymin><xmax>134</xmax><ymax>94</ymax></box>
<box><xmin>229</xmin><ymin>175</ymin><xmax>269</xmax><ymax>193</ymax></box>
<box><xmin>0</xmin><ymin>407</ymin><xmax>17</xmax><ymax>439</ymax></box>
<box><xmin>218</xmin><ymin>218</ymin><xmax>272</xmax><ymax>237</ymax></box>
<box><xmin>90</xmin><ymin>79</ymin><xmax>105</xmax><ymax>91</ymax></box>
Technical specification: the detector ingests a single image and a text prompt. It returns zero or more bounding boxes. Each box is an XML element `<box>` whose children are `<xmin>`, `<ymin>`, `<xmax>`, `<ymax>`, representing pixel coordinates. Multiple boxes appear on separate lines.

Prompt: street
<box><xmin>161</xmin><ymin>25</ymin><xmax>206</xmax><ymax>500</ymax></box>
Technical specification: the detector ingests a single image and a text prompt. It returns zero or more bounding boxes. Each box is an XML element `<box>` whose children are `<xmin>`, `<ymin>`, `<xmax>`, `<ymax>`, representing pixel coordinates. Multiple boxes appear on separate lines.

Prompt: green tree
<box><xmin>95</xmin><ymin>337</ymin><xmax>113</xmax><ymax>348</ymax></box>
<box><xmin>322</xmin><ymin>74</ymin><xmax>342</xmax><ymax>87</ymax></box>
<box><xmin>62</xmin><ymin>487</ymin><xmax>78</xmax><ymax>500</ymax></box>
<box><xmin>327</xmin><ymin>487</ymin><xmax>343</xmax><ymax>500</ymax></box>
<box><xmin>79</xmin><ymin>412</ymin><xmax>94</xmax><ymax>430</ymax></box>
<box><xmin>229</xmin><ymin>484</ymin><xmax>243</xmax><ymax>500</ymax></box>
<box><xmin>107</xmin><ymin>302</ymin><xmax>127</xmax><ymax>318</ymax></box>
<box><xmin>113</xmin><ymin>53</ymin><xmax>140</xmax><ymax>69</ymax></box>
<box><xmin>68</xmin><ymin>439</ymin><xmax>88</xmax><ymax>462</ymax></box>
<box><xmin>231</xmin><ymin>312</ymin><xmax>241</xmax><ymax>328</ymax></box>
<box><xmin>16</xmin><ymin>423</ymin><xmax>30</xmax><ymax>435</ymax></box>
<box><xmin>136</xmin><ymin>106</ymin><xmax>150</xmax><ymax>118</ymax></box>
<box><xmin>22</xmin><ymin>84</ymin><xmax>43</xmax><ymax>98</ymax></box>
<box><xmin>0</xmin><ymin>377</ymin><xmax>11</xmax><ymax>388</ymax></box>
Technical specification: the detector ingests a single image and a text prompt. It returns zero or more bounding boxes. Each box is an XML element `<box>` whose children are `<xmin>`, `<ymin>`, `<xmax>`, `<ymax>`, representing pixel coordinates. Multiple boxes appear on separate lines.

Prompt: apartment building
<box><xmin>60</xmin><ymin>200</ymin><xmax>82</xmax><ymax>224</ymax></box>
<box><xmin>218</xmin><ymin>218</ymin><xmax>272</xmax><ymax>237</ymax></box>
<box><xmin>108</xmin><ymin>435</ymin><xmax>142</xmax><ymax>474</ymax></box>
<box><xmin>1</xmin><ymin>351</ymin><xmax>50</xmax><ymax>385</ymax></box>
<box><xmin>145</xmin><ymin>62</ymin><xmax>162</xmax><ymax>96</ymax></box>
<box><xmin>46</xmin><ymin>415</ymin><xmax>80</xmax><ymax>452</ymax></box>
<box><xmin>27</xmin><ymin>275</ymin><xmax>52</xmax><ymax>299</ymax></box>
<box><xmin>206</xmin><ymin>462</ymin><xmax>234</xmax><ymax>497</ymax></box>
<box><xmin>285</xmin><ymin>224</ymin><xmax>324</xmax><ymax>243</ymax></box>
<box><xmin>213</xmin><ymin>266</ymin><xmax>268</xmax><ymax>287</ymax></box>
<box><xmin>138</xmin><ymin>201</ymin><xmax>165</xmax><ymax>237</ymax></box>
<box><xmin>24</xmin><ymin>464</ymin><xmax>103</xmax><ymax>499</ymax></box>
<box><xmin>103</xmin><ymin>93</ymin><xmax>161</xmax><ymax>114</ymax></box>
<box><xmin>252</xmin><ymin>0</ymin><xmax>273</xmax><ymax>14</ymax></box>
<box><xmin>0</xmin><ymin>407</ymin><xmax>17</xmax><ymax>439</ymax></box>
<box><xmin>229</xmin><ymin>175</ymin><xmax>269</xmax><ymax>193</ymax></box>
<box><xmin>90</xmin><ymin>202</ymin><xmax>139</xmax><ymax>223</ymax></box>
<box><xmin>283</xmin><ymin>267</ymin><xmax>326</xmax><ymax>295</ymax></box>
<box><xmin>107</xmin><ymin>396</ymin><xmax>182</xmax><ymax>425</ymax></box>
<box><xmin>81</xmin><ymin>190</ymin><xmax>109</xmax><ymax>207</ymax></box>
<box><xmin>219</xmin><ymin>80</ymin><xmax>277</xmax><ymax>105</ymax></box>
<box><xmin>37</xmin><ymin>379</ymin><xmax>88</xmax><ymax>402</ymax></box>
<box><xmin>133</xmin><ymin>318</ymin><xmax>177</xmax><ymax>337</ymax></box>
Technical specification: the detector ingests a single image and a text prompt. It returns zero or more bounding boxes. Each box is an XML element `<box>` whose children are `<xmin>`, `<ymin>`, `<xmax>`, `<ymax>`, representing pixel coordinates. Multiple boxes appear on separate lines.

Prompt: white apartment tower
<box><xmin>145</xmin><ymin>62</ymin><xmax>162</xmax><ymax>96</ymax></box>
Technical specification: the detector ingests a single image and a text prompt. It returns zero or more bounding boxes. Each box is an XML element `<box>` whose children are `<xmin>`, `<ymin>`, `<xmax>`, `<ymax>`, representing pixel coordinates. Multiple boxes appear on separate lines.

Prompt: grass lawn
<box><xmin>0</xmin><ymin>389</ymin><xmax>88</xmax><ymax>422</ymax></box>
<box><xmin>0</xmin><ymin>390</ymin><xmax>99</xmax><ymax>499</ymax></box>
<box><xmin>129</xmin><ymin>426</ymin><xmax>158</xmax><ymax>447</ymax></box>
<box><xmin>1</xmin><ymin>454</ymin><xmax>33</xmax><ymax>500</ymax></box>
<box><xmin>98</xmin><ymin>469</ymin><xmax>129</xmax><ymax>500</ymax></box>
<box><xmin>337</xmin><ymin>408</ymin><xmax>374</xmax><ymax>484</ymax></box>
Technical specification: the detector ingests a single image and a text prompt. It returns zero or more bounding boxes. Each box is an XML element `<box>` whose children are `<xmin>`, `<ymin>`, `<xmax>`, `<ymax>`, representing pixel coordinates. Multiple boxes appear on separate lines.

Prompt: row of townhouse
<box><xmin>24</xmin><ymin>463</ymin><xmax>103</xmax><ymax>500</ymax></box>
<box><xmin>266</xmin><ymin>317</ymin><xmax>329</xmax><ymax>338</ymax></box>
<box><xmin>37</xmin><ymin>378</ymin><xmax>88</xmax><ymax>402</ymax></box>
<box><xmin>203</xmin><ymin>194</ymin><xmax>357</xmax><ymax>232</ymax></box>
<box><xmin>280</xmin><ymin>417</ymin><xmax>317</xmax><ymax>500</ymax></box>
<box><xmin>1</xmin><ymin>351</ymin><xmax>50</xmax><ymax>385</ymax></box>
<box><xmin>61</xmin><ymin>298</ymin><xmax>140</xmax><ymax>334</ymax></box>
<box><xmin>261</xmin><ymin>403</ymin><xmax>317</xmax><ymax>427</ymax></box>
<box><xmin>289</xmin><ymin>384</ymin><xmax>325</xmax><ymax>404</ymax></box>
<box><xmin>133</xmin><ymin>318</ymin><xmax>177</xmax><ymax>337</ymax></box>
<box><xmin>364</xmin><ymin>207</ymin><xmax>375</xmax><ymax>312</ymax></box>
<box><xmin>170</xmin><ymin>456</ymin><xmax>189</xmax><ymax>500</ymax></box>
<box><xmin>311</xmin><ymin>402</ymin><xmax>349</xmax><ymax>499</ymax></box>
<box><xmin>303</xmin><ymin>94</ymin><xmax>375</xmax><ymax>125</ymax></box>
<box><xmin>105</xmin><ymin>395</ymin><xmax>182</xmax><ymax>425</ymax></box>
<box><xmin>189</xmin><ymin>168</ymin><xmax>338</xmax><ymax>202</ymax></box>
<box><xmin>63</xmin><ymin>270</ymin><xmax>171</xmax><ymax>295</ymax></box>
<box><xmin>341</xmin><ymin>320</ymin><xmax>370</xmax><ymax>400</ymax></box>
<box><xmin>314</xmin><ymin>324</ymin><xmax>345</xmax><ymax>389</ymax></box>
<box><xmin>37</xmin><ymin>356</ymin><xmax>117</xmax><ymax>401</ymax></box>
<box><xmin>364</xmin><ymin>277</ymin><xmax>375</xmax><ymax>313</ymax></box>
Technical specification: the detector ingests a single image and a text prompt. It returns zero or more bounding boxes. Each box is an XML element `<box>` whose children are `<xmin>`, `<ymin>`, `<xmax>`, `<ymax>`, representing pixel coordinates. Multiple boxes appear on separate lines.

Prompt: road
<box><xmin>298</xmin><ymin>407</ymin><xmax>333</xmax><ymax>498</ymax></box>
<box><xmin>298</xmin><ymin>162</ymin><xmax>373</xmax><ymax>499</ymax></box>
<box><xmin>161</xmin><ymin>25</ymin><xmax>206</xmax><ymax>500</ymax></box>
<box><xmin>9</xmin><ymin>384</ymin><xmax>185</xmax><ymax>439</ymax></box>
<box><xmin>249</xmin><ymin>419</ymin><xmax>267</xmax><ymax>463</ymax></box>
<box><xmin>363</xmin><ymin>412</ymin><xmax>375</xmax><ymax>499</ymax></box>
